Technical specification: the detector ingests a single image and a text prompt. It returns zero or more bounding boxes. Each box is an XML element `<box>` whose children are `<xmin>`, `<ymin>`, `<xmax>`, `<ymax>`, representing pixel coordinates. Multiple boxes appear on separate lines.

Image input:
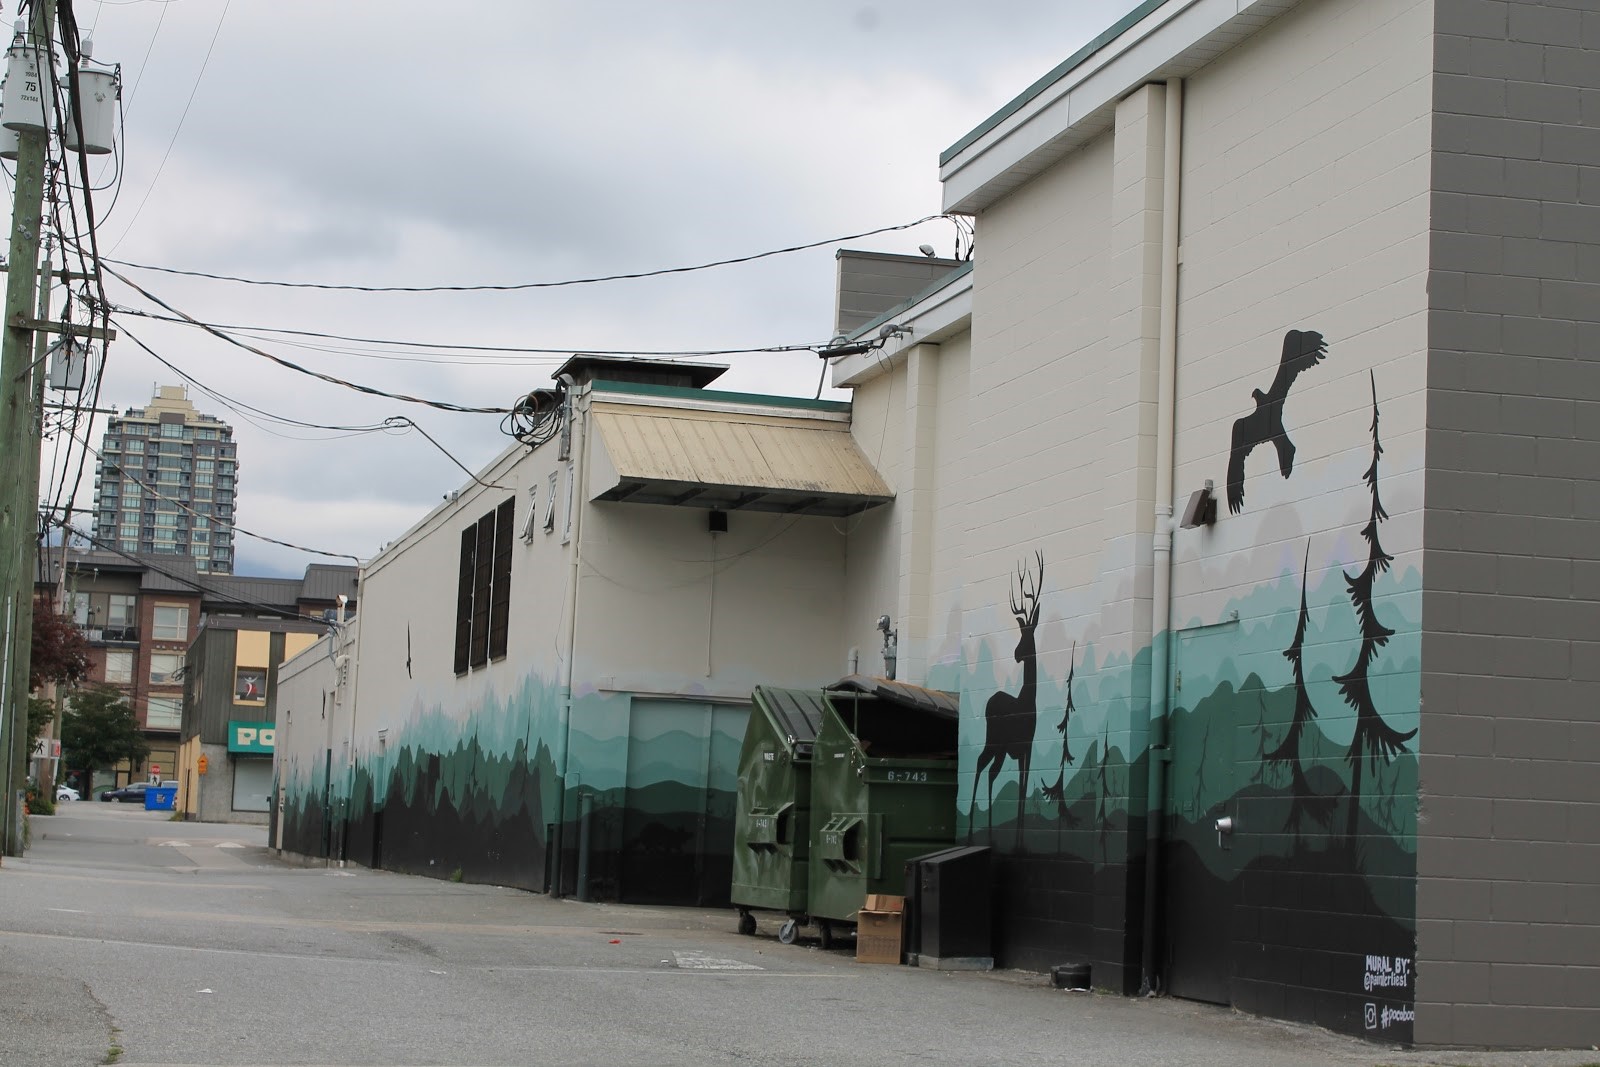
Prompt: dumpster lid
<box><xmin>753</xmin><ymin>685</ymin><xmax>828</xmax><ymax>754</ymax></box>
<box><xmin>826</xmin><ymin>675</ymin><xmax>959</xmax><ymax>721</ymax></box>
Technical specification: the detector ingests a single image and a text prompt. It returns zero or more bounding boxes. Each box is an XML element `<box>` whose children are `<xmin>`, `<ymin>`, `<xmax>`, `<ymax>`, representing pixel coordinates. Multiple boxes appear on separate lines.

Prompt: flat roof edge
<box><xmin>940</xmin><ymin>0</ymin><xmax>1167</xmax><ymax>167</ymax></box>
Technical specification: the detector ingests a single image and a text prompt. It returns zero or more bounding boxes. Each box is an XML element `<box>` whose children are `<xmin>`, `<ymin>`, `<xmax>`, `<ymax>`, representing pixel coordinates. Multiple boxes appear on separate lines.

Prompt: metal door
<box><xmin>620</xmin><ymin>700</ymin><xmax>749</xmax><ymax>905</ymax></box>
<box><xmin>1161</xmin><ymin>621</ymin><xmax>1241</xmax><ymax>1004</ymax></box>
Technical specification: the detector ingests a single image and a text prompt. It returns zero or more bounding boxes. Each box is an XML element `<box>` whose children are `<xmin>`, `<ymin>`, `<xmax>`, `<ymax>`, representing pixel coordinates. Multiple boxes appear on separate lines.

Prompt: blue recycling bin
<box><xmin>145</xmin><ymin>786</ymin><xmax>177</xmax><ymax>811</ymax></box>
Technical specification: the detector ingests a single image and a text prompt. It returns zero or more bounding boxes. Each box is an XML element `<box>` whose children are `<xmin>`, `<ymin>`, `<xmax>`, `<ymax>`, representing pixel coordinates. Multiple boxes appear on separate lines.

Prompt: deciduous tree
<box><xmin>29</xmin><ymin>597</ymin><xmax>90</xmax><ymax>691</ymax></box>
<box><xmin>60</xmin><ymin>685</ymin><xmax>149</xmax><ymax>798</ymax></box>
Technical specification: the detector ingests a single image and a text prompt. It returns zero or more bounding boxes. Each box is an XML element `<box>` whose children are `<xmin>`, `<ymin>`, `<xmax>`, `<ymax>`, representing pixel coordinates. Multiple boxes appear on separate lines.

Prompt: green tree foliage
<box><xmin>61</xmin><ymin>685</ymin><xmax>150</xmax><ymax>797</ymax></box>
<box><xmin>29</xmin><ymin>597</ymin><xmax>90</xmax><ymax>691</ymax></box>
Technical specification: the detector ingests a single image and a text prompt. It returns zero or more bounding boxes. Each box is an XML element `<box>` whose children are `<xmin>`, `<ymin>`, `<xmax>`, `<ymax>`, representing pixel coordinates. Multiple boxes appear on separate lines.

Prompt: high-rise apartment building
<box><xmin>92</xmin><ymin>385</ymin><xmax>240</xmax><ymax>575</ymax></box>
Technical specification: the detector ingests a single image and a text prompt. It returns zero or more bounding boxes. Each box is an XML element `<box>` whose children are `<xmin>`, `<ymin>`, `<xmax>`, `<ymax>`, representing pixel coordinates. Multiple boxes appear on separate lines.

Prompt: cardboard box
<box><xmin>863</xmin><ymin>893</ymin><xmax>904</xmax><ymax>913</ymax></box>
<box><xmin>856</xmin><ymin>908</ymin><xmax>904</xmax><ymax>964</ymax></box>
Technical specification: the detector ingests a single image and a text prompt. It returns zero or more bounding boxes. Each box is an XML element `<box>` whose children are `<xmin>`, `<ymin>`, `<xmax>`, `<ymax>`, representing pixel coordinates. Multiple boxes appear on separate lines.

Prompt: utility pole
<box><xmin>31</xmin><ymin>247</ymin><xmax>59</xmax><ymax>799</ymax></box>
<box><xmin>0</xmin><ymin>0</ymin><xmax>56</xmax><ymax>857</ymax></box>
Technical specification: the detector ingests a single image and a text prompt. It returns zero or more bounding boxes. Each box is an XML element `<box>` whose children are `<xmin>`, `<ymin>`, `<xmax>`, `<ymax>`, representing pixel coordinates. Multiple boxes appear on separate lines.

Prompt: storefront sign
<box><xmin>228</xmin><ymin>721</ymin><xmax>276</xmax><ymax>753</ymax></box>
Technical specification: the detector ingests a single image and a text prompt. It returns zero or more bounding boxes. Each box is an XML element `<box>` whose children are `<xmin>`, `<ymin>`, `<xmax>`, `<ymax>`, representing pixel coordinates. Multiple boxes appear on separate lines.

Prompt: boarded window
<box><xmin>453</xmin><ymin>526</ymin><xmax>476</xmax><ymax>675</ymax></box>
<box><xmin>489</xmin><ymin>498</ymin><xmax>515</xmax><ymax>659</ymax></box>
<box><xmin>454</xmin><ymin>497</ymin><xmax>516</xmax><ymax>674</ymax></box>
<box><xmin>470</xmin><ymin>514</ymin><xmax>495</xmax><ymax>667</ymax></box>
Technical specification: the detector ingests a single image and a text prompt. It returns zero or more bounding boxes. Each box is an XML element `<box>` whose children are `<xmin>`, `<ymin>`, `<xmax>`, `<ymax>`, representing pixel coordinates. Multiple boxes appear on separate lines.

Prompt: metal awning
<box><xmin>590</xmin><ymin>402</ymin><xmax>893</xmax><ymax>517</ymax></box>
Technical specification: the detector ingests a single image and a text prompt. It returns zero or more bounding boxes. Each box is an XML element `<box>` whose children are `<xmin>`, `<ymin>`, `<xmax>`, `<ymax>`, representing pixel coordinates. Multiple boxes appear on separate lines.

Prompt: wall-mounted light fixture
<box><xmin>709</xmin><ymin>510</ymin><xmax>728</xmax><ymax>535</ymax></box>
<box><xmin>1180</xmin><ymin>480</ymin><xmax>1218</xmax><ymax>529</ymax></box>
<box><xmin>876</xmin><ymin>614</ymin><xmax>898</xmax><ymax>680</ymax></box>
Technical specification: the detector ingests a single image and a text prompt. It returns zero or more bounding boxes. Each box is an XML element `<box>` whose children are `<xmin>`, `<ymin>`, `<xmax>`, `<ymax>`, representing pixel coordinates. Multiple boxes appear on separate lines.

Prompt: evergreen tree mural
<box><xmin>1039</xmin><ymin>643</ymin><xmax>1077</xmax><ymax>822</ymax></box>
<box><xmin>1265</xmin><ymin>542</ymin><xmax>1335</xmax><ymax>838</ymax></box>
<box><xmin>1335</xmin><ymin>371</ymin><xmax>1416</xmax><ymax>845</ymax></box>
<box><xmin>1252</xmin><ymin>693</ymin><xmax>1274</xmax><ymax>787</ymax></box>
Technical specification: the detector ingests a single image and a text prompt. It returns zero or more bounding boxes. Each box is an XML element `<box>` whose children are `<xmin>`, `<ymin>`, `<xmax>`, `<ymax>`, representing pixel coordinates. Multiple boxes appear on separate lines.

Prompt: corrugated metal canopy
<box><xmin>591</xmin><ymin>403</ymin><xmax>893</xmax><ymax>517</ymax></box>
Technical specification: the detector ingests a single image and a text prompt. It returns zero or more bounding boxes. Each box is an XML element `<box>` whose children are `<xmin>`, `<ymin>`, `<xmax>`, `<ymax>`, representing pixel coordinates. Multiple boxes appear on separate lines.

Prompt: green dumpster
<box><xmin>807</xmin><ymin>675</ymin><xmax>959</xmax><ymax>940</ymax></box>
<box><xmin>731</xmin><ymin>685</ymin><xmax>828</xmax><ymax>937</ymax></box>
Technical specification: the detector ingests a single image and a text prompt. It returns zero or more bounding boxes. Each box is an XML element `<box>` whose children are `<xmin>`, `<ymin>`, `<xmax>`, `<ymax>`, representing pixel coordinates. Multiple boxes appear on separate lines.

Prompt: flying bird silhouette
<box><xmin>1226</xmin><ymin>329</ymin><xmax>1328</xmax><ymax>514</ymax></box>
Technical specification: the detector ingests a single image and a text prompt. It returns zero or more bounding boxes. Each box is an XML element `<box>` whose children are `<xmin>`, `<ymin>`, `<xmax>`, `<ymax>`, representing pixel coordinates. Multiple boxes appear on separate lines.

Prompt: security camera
<box><xmin>876</xmin><ymin>614</ymin><xmax>891</xmax><ymax>633</ymax></box>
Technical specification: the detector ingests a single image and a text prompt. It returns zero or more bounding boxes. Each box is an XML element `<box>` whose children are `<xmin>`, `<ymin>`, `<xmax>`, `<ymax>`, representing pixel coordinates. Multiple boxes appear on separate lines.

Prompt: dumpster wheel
<box><xmin>778</xmin><ymin>918</ymin><xmax>800</xmax><ymax>945</ymax></box>
<box><xmin>817</xmin><ymin>920</ymin><xmax>835</xmax><ymax>951</ymax></box>
<box><xmin>736</xmin><ymin>909</ymin><xmax>757</xmax><ymax>936</ymax></box>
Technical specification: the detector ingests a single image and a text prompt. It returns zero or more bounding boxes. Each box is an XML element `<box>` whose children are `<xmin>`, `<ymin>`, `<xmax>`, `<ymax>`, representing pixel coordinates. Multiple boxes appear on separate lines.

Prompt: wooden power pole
<box><xmin>0</xmin><ymin>0</ymin><xmax>56</xmax><ymax>857</ymax></box>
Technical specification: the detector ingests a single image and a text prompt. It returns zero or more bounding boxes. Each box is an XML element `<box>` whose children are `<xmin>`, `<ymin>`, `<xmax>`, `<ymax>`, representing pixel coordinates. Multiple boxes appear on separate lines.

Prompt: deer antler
<box><xmin>1011</xmin><ymin>550</ymin><xmax>1044</xmax><ymax>626</ymax></box>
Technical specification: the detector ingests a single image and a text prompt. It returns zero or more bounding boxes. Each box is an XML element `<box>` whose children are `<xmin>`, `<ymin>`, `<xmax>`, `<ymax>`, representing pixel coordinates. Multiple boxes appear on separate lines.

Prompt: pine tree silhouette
<box><xmin>1040</xmin><ymin>643</ymin><xmax>1078</xmax><ymax>824</ymax></box>
<box><xmin>1252</xmin><ymin>692</ymin><xmax>1274</xmax><ymax>787</ymax></box>
<box><xmin>1335</xmin><ymin>371</ymin><xmax>1416</xmax><ymax>846</ymax></box>
<box><xmin>1265</xmin><ymin>542</ymin><xmax>1335</xmax><ymax>839</ymax></box>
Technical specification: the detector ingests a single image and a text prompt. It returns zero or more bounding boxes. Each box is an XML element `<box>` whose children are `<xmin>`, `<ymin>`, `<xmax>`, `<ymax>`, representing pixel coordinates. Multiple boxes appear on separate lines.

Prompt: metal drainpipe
<box><xmin>550</xmin><ymin>383</ymin><xmax>588</xmax><ymax>896</ymax></box>
<box><xmin>1140</xmin><ymin>76</ymin><xmax>1183</xmax><ymax>997</ymax></box>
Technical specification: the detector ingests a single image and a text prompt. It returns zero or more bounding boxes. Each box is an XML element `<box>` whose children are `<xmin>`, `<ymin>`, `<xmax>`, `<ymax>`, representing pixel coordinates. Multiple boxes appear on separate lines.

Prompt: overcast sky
<box><xmin>23</xmin><ymin>0</ymin><xmax>1137</xmax><ymax>578</ymax></box>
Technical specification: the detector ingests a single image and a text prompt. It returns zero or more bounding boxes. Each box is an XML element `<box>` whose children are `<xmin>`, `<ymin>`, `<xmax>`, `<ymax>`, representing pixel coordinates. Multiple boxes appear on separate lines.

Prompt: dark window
<box><xmin>469</xmin><ymin>514</ymin><xmax>495</xmax><ymax>667</ymax></box>
<box><xmin>454</xmin><ymin>497</ymin><xmax>516</xmax><ymax>674</ymax></box>
<box><xmin>489</xmin><ymin>498</ymin><xmax>515</xmax><ymax>659</ymax></box>
<box><xmin>453</xmin><ymin>526</ymin><xmax>476</xmax><ymax>675</ymax></box>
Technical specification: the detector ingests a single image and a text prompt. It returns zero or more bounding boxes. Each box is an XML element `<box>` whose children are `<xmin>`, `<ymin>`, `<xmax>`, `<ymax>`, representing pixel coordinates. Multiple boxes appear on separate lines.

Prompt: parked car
<box><xmin>99</xmin><ymin>783</ymin><xmax>150</xmax><ymax>803</ymax></box>
<box><xmin>55</xmin><ymin>785</ymin><xmax>79</xmax><ymax>802</ymax></box>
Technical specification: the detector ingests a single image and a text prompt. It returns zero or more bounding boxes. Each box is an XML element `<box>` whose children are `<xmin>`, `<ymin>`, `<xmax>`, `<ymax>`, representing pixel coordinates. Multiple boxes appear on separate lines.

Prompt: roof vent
<box><xmin>551</xmin><ymin>353</ymin><xmax>727</xmax><ymax>391</ymax></box>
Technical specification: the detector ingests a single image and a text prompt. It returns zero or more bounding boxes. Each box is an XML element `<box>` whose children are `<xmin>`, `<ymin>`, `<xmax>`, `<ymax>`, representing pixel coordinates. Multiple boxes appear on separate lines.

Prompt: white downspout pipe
<box><xmin>551</xmin><ymin>381</ymin><xmax>588</xmax><ymax>896</ymax></box>
<box><xmin>1140</xmin><ymin>76</ymin><xmax>1183</xmax><ymax>997</ymax></box>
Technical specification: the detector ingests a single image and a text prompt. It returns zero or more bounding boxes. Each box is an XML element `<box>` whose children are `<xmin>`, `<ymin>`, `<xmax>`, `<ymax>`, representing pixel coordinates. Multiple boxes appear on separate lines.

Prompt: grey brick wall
<box><xmin>1420</xmin><ymin>0</ymin><xmax>1600</xmax><ymax>1048</ymax></box>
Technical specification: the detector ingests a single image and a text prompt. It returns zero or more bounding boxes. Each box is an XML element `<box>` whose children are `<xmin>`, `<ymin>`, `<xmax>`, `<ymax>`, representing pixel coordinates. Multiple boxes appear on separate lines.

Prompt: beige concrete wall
<box><xmin>1172</xmin><ymin>0</ymin><xmax>1434</xmax><ymax>606</ymax></box>
<box><xmin>962</xmin><ymin>130</ymin><xmax>1115</xmax><ymax>693</ymax></box>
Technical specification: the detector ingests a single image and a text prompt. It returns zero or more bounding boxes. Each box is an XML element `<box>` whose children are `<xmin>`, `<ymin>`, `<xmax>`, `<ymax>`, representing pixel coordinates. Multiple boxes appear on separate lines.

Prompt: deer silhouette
<box><xmin>970</xmin><ymin>551</ymin><xmax>1043</xmax><ymax>848</ymax></box>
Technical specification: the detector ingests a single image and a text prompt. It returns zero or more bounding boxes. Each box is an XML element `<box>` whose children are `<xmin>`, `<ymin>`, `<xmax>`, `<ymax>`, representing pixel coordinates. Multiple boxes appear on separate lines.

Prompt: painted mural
<box><xmin>278</xmin><ymin>671</ymin><xmax>748</xmax><ymax>908</ymax></box>
<box><xmin>969</xmin><ymin>551</ymin><xmax>1044</xmax><ymax>846</ymax></box>
<box><xmin>1226</xmin><ymin>330</ymin><xmax>1328</xmax><ymax>514</ymax></box>
<box><xmin>957</xmin><ymin>335</ymin><xmax>1419</xmax><ymax>1042</ymax></box>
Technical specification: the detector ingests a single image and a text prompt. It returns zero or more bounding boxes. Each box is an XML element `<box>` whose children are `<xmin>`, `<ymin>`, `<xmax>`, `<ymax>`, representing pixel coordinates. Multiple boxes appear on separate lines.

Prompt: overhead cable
<box><xmin>52</xmin><ymin>518</ymin><xmax>356</xmax><ymax>622</ymax></box>
<box><xmin>100</xmin><ymin>214</ymin><xmax>954</xmax><ymax>293</ymax></box>
<box><xmin>108</xmin><ymin>304</ymin><xmax>832</xmax><ymax>360</ymax></box>
<box><xmin>102</xmin><ymin>266</ymin><xmax>514</xmax><ymax>414</ymax></box>
<box><xmin>66</xmin><ymin>427</ymin><xmax>362</xmax><ymax>564</ymax></box>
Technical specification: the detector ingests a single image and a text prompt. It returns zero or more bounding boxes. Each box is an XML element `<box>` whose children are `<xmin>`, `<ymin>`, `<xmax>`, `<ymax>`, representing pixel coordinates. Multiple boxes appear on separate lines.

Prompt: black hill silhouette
<box><xmin>1226</xmin><ymin>329</ymin><xmax>1328</xmax><ymax>514</ymax></box>
<box><xmin>971</xmin><ymin>551</ymin><xmax>1044</xmax><ymax>848</ymax></box>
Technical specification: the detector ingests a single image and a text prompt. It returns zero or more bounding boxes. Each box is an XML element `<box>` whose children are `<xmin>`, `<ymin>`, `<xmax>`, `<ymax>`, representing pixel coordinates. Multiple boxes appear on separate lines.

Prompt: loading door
<box><xmin>620</xmin><ymin>699</ymin><xmax>749</xmax><ymax>906</ymax></box>
<box><xmin>1161</xmin><ymin>621</ymin><xmax>1242</xmax><ymax>1005</ymax></box>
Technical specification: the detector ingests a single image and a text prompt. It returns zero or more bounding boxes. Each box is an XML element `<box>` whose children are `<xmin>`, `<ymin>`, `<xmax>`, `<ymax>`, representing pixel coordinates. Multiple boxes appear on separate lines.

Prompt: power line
<box><xmin>52</xmin><ymin>517</ymin><xmax>354</xmax><ymax>623</ymax></box>
<box><xmin>101</xmin><ymin>214</ymin><xmax>955</xmax><ymax>293</ymax></box>
<box><xmin>66</xmin><ymin>426</ymin><xmax>362</xmax><ymax>564</ymax></box>
<box><xmin>107</xmin><ymin>304</ymin><xmax>832</xmax><ymax>360</ymax></box>
<box><xmin>90</xmin><ymin>327</ymin><xmax>510</xmax><ymax>508</ymax></box>
<box><xmin>102</xmin><ymin>0</ymin><xmax>229</xmax><ymax>252</ymax></box>
<box><xmin>114</xmin><ymin>322</ymin><xmax>420</xmax><ymax>437</ymax></box>
<box><xmin>102</xmin><ymin>266</ymin><xmax>515</xmax><ymax>414</ymax></box>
